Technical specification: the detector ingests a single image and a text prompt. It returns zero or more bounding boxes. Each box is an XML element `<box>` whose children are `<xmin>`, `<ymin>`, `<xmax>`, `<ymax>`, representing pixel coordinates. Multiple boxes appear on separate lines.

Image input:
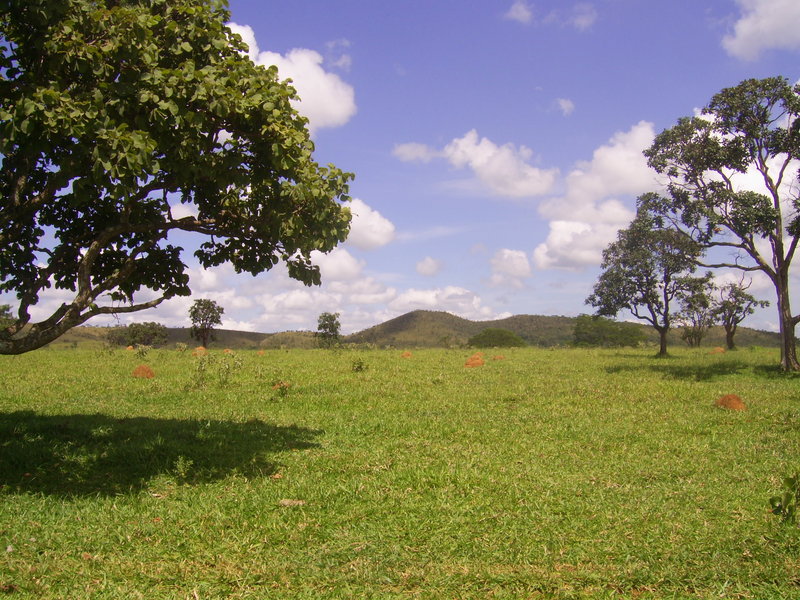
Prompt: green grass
<box><xmin>1</xmin><ymin>346</ymin><xmax>799</xmax><ymax>598</ymax></box>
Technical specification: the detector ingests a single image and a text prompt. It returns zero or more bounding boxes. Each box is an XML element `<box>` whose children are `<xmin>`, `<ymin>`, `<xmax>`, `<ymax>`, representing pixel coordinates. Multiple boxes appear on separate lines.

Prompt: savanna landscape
<box><xmin>3</xmin><ymin>0</ymin><xmax>800</xmax><ymax>598</ymax></box>
<box><xmin>2</xmin><ymin>342</ymin><xmax>800</xmax><ymax>598</ymax></box>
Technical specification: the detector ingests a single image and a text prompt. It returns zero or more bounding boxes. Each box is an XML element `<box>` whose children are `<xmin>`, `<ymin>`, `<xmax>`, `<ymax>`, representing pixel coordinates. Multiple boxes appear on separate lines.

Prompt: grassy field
<box><xmin>1</xmin><ymin>345</ymin><xmax>799</xmax><ymax>598</ymax></box>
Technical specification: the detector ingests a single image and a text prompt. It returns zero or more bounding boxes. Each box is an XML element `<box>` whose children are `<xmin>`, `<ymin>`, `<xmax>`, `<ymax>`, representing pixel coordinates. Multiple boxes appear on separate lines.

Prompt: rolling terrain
<box><xmin>49</xmin><ymin>309</ymin><xmax>783</xmax><ymax>350</ymax></box>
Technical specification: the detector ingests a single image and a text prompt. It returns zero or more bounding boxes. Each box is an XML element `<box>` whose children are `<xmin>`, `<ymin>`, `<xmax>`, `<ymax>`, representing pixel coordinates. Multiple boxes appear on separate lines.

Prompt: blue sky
<box><xmin>14</xmin><ymin>0</ymin><xmax>800</xmax><ymax>335</ymax></box>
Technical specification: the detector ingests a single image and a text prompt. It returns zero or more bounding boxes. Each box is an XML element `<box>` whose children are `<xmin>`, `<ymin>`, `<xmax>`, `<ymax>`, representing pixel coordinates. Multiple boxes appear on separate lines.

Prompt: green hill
<box><xmin>43</xmin><ymin>310</ymin><xmax>782</xmax><ymax>351</ymax></box>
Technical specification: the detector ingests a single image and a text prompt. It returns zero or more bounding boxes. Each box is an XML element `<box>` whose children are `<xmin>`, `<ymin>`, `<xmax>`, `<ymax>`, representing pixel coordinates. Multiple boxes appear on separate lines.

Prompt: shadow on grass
<box><xmin>0</xmin><ymin>411</ymin><xmax>321</xmax><ymax>497</ymax></box>
<box><xmin>606</xmin><ymin>359</ymin><xmax>755</xmax><ymax>381</ymax></box>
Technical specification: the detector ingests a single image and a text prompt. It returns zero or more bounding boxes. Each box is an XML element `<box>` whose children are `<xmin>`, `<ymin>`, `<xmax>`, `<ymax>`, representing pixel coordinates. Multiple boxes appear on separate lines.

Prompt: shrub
<box><xmin>468</xmin><ymin>328</ymin><xmax>526</xmax><ymax>348</ymax></box>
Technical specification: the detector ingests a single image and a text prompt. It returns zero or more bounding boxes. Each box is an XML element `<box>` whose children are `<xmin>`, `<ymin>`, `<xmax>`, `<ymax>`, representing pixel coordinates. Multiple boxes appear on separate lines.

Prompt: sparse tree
<box><xmin>644</xmin><ymin>76</ymin><xmax>800</xmax><ymax>370</ymax></box>
<box><xmin>107</xmin><ymin>321</ymin><xmax>168</xmax><ymax>347</ymax></box>
<box><xmin>189</xmin><ymin>299</ymin><xmax>223</xmax><ymax>348</ymax></box>
<box><xmin>0</xmin><ymin>304</ymin><xmax>12</xmax><ymax>329</ymax></box>
<box><xmin>675</xmin><ymin>274</ymin><xmax>716</xmax><ymax>347</ymax></box>
<box><xmin>572</xmin><ymin>315</ymin><xmax>647</xmax><ymax>348</ymax></box>
<box><xmin>0</xmin><ymin>0</ymin><xmax>352</xmax><ymax>355</ymax></box>
<box><xmin>713</xmin><ymin>280</ymin><xmax>770</xmax><ymax>350</ymax></box>
<box><xmin>316</xmin><ymin>312</ymin><xmax>341</xmax><ymax>348</ymax></box>
<box><xmin>587</xmin><ymin>196</ymin><xmax>704</xmax><ymax>357</ymax></box>
<box><xmin>468</xmin><ymin>328</ymin><xmax>526</xmax><ymax>348</ymax></box>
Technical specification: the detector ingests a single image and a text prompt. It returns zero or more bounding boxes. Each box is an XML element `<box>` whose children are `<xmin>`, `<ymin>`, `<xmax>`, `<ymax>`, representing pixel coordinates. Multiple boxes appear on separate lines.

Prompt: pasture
<box><xmin>1</xmin><ymin>345</ymin><xmax>799</xmax><ymax>598</ymax></box>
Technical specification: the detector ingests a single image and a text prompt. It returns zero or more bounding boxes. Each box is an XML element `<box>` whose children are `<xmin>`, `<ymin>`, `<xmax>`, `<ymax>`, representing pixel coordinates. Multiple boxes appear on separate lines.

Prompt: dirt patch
<box><xmin>715</xmin><ymin>394</ymin><xmax>746</xmax><ymax>411</ymax></box>
<box><xmin>401</xmin><ymin>351</ymin><xmax>413</xmax><ymax>358</ymax></box>
<box><xmin>132</xmin><ymin>364</ymin><xmax>155</xmax><ymax>379</ymax></box>
<box><xmin>492</xmin><ymin>355</ymin><xmax>506</xmax><ymax>361</ymax></box>
<box><xmin>710</xmin><ymin>347</ymin><xmax>726</xmax><ymax>354</ymax></box>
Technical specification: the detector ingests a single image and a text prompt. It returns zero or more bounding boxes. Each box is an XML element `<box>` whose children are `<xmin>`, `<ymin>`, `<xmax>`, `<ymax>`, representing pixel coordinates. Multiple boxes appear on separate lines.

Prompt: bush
<box><xmin>573</xmin><ymin>314</ymin><xmax>647</xmax><ymax>348</ymax></box>
<box><xmin>106</xmin><ymin>322</ymin><xmax>168</xmax><ymax>347</ymax></box>
<box><xmin>468</xmin><ymin>328</ymin><xmax>526</xmax><ymax>348</ymax></box>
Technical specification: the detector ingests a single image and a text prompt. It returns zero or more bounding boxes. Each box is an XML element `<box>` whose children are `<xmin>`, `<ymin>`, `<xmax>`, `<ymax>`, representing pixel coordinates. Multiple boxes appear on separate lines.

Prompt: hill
<box><xmin>45</xmin><ymin>310</ymin><xmax>782</xmax><ymax>351</ymax></box>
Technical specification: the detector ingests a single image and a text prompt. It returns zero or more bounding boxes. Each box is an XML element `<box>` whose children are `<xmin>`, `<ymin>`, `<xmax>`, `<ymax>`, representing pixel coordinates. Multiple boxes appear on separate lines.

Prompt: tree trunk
<box><xmin>776</xmin><ymin>277</ymin><xmax>800</xmax><ymax>371</ymax></box>
<box><xmin>724</xmin><ymin>324</ymin><xmax>736</xmax><ymax>350</ymax></box>
<box><xmin>657</xmin><ymin>327</ymin><xmax>669</xmax><ymax>357</ymax></box>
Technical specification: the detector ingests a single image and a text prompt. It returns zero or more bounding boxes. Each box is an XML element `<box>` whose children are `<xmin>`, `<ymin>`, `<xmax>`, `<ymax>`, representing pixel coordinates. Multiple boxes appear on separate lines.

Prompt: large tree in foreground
<box><xmin>0</xmin><ymin>0</ymin><xmax>352</xmax><ymax>354</ymax></box>
<box><xmin>644</xmin><ymin>77</ymin><xmax>800</xmax><ymax>370</ymax></box>
<box><xmin>587</xmin><ymin>196</ymin><xmax>704</xmax><ymax>357</ymax></box>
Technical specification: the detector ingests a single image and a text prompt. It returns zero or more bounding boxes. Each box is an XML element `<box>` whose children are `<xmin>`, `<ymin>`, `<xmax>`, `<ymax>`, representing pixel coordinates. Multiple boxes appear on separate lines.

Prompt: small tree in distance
<box><xmin>713</xmin><ymin>281</ymin><xmax>770</xmax><ymax>350</ymax></box>
<box><xmin>108</xmin><ymin>321</ymin><xmax>168</xmax><ymax>347</ymax></box>
<box><xmin>587</xmin><ymin>196</ymin><xmax>704</xmax><ymax>357</ymax></box>
<box><xmin>189</xmin><ymin>300</ymin><xmax>224</xmax><ymax>348</ymax></box>
<box><xmin>316</xmin><ymin>312</ymin><xmax>341</xmax><ymax>348</ymax></box>
<box><xmin>676</xmin><ymin>275</ymin><xmax>716</xmax><ymax>347</ymax></box>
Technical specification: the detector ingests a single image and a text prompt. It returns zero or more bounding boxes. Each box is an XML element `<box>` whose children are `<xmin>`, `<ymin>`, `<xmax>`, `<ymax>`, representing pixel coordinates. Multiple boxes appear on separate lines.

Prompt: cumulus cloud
<box><xmin>227</xmin><ymin>23</ymin><xmax>356</xmax><ymax>133</ymax></box>
<box><xmin>504</xmin><ymin>0</ymin><xmax>533</xmax><ymax>24</ymax></box>
<box><xmin>392</xmin><ymin>142</ymin><xmax>439</xmax><ymax>162</ymax></box>
<box><xmin>534</xmin><ymin>121</ymin><xmax>659</xmax><ymax>270</ymax></box>
<box><xmin>346</xmin><ymin>198</ymin><xmax>396</xmax><ymax>250</ymax></box>
<box><xmin>722</xmin><ymin>0</ymin><xmax>800</xmax><ymax>60</ymax></box>
<box><xmin>396</xmin><ymin>131</ymin><xmax>558</xmax><ymax>198</ymax></box>
<box><xmin>556</xmin><ymin>98</ymin><xmax>575</xmax><ymax>116</ymax></box>
<box><xmin>310</xmin><ymin>247</ymin><xmax>365</xmax><ymax>281</ymax></box>
<box><xmin>388</xmin><ymin>286</ymin><xmax>497</xmax><ymax>320</ymax></box>
<box><xmin>416</xmin><ymin>256</ymin><xmax>443</xmax><ymax>276</ymax></box>
<box><xmin>489</xmin><ymin>249</ymin><xmax>531</xmax><ymax>287</ymax></box>
<box><xmin>569</xmin><ymin>3</ymin><xmax>598</xmax><ymax>31</ymax></box>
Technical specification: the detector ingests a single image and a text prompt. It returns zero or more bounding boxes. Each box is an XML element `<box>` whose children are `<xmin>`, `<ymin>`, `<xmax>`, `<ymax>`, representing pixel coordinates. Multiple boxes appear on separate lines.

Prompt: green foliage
<box><xmin>770</xmin><ymin>473</ymin><xmax>800</xmax><ymax>525</ymax></box>
<box><xmin>644</xmin><ymin>76</ymin><xmax>800</xmax><ymax>370</ymax></box>
<box><xmin>0</xmin><ymin>304</ymin><xmax>12</xmax><ymax>328</ymax></box>
<box><xmin>713</xmin><ymin>281</ymin><xmax>770</xmax><ymax>350</ymax></box>
<box><xmin>676</xmin><ymin>274</ymin><xmax>716</xmax><ymax>347</ymax></box>
<box><xmin>189</xmin><ymin>299</ymin><xmax>223</xmax><ymax>348</ymax></box>
<box><xmin>468</xmin><ymin>327</ymin><xmax>526</xmax><ymax>348</ymax></box>
<box><xmin>107</xmin><ymin>321</ymin><xmax>168</xmax><ymax>347</ymax></box>
<box><xmin>0</xmin><ymin>0</ymin><xmax>352</xmax><ymax>355</ymax></box>
<box><xmin>587</xmin><ymin>197</ymin><xmax>704</xmax><ymax>356</ymax></box>
<box><xmin>572</xmin><ymin>314</ymin><xmax>647</xmax><ymax>347</ymax></box>
<box><xmin>316</xmin><ymin>312</ymin><xmax>341</xmax><ymax>348</ymax></box>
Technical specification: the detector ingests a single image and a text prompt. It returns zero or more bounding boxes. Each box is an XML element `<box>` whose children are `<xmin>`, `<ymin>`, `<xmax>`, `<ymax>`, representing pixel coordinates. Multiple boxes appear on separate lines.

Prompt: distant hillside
<box><xmin>344</xmin><ymin>309</ymin><xmax>781</xmax><ymax>349</ymax></box>
<box><xmin>43</xmin><ymin>309</ymin><xmax>783</xmax><ymax>351</ymax></box>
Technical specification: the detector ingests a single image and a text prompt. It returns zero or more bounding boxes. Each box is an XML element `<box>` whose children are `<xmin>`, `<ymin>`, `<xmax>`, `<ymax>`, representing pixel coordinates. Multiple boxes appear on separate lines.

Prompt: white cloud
<box><xmin>534</xmin><ymin>121</ymin><xmax>659</xmax><ymax>270</ymax></box>
<box><xmin>490</xmin><ymin>249</ymin><xmax>531</xmax><ymax>288</ymax></box>
<box><xmin>416</xmin><ymin>256</ymin><xmax>443</xmax><ymax>276</ymax></box>
<box><xmin>396</xmin><ymin>131</ymin><xmax>557</xmax><ymax>198</ymax></box>
<box><xmin>722</xmin><ymin>0</ymin><xmax>800</xmax><ymax>60</ymax></box>
<box><xmin>346</xmin><ymin>198</ymin><xmax>396</xmax><ymax>250</ymax></box>
<box><xmin>227</xmin><ymin>23</ymin><xmax>356</xmax><ymax>133</ymax></box>
<box><xmin>504</xmin><ymin>0</ymin><xmax>533</xmax><ymax>24</ymax></box>
<box><xmin>556</xmin><ymin>98</ymin><xmax>575</xmax><ymax>116</ymax></box>
<box><xmin>310</xmin><ymin>248</ymin><xmax>364</xmax><ymax>281</ymax></box>
<box><xmin>569</xmin><ymin>3</ymin><xmax>598</xmax><ymax>31</ymax></box>
<box><xmin>388</xmin><ymin>286</ymin><xmax>497</xmax><ymax>320</ymax></box>
<box><xmin>325</xmin><ymin>38</ymin><xmax>352</xmax><ymax>71</ymax></box>
<box><xmin>443</xmin><ymin>130</ymin><xmax>557</xmax><ymax>197</ymax></box>
<box><xmin>393</xmin><ymin>142</ymin><xmax>440</xmax><ymax>162</ymax></box>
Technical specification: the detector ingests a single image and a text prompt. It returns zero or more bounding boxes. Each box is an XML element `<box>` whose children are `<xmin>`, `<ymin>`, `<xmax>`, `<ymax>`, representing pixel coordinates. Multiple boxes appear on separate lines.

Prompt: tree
<box><xmin>107</xmin><ymin>321</ymin><xmax>168</xmax><ymax>347</ymax></box>
<box><xmin>586</xmin><ymin>196</ymin><xmax>704</xmax><ymax>357</ymax></box>
<box><xmin>0</xmin><ymin>304</ymin><xmax>12</xmax><ymax>329</ymax></box>
<box><xmin>713</xmin><ymin>280</ymin><xmax>770</xmax><ymax>350</ymax></box>
<box><xmin>675</xmin><ymin>274</ymin><xmax>716</xmax><ymax>347</ymax></box>
<box><xmin>468</xmin><ymin>328</ymin><xmax>526</xmax><ymax>348</ymax></box>
<box><xmin>644</xmin><ymin>77</ymin><xmax>800</xmax><ymax>370</ymax></box>
<box><xmin>316</xmin><ymin>312</ymin><xmax>341</xmax><ymax>348</ymax></box>
<box><xmin>189</xmin><ymin>299</ymin><xmax>223</xmax><ymax>348</ymax></box>
<box><xmin>0</xmin><ymin>0</ymin><xmax>352</xmax><ymax>355</ymax></box>
<box><xmin>572</xmin><ymin>315</ymin><xmax>647</xmax><ymax>348</ymax></box>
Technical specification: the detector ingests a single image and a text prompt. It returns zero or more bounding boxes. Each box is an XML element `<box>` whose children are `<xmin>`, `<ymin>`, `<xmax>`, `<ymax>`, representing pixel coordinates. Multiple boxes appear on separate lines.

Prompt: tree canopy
<box><xmin>468</xmin><ymin>328</ymin><xmax>526</xmax><ymax>348</ymax></box>
<box><xmin>644</xmin><ymin>76</ymin><xmax>800</xmax><ymax>370</ymax></box>
<box><xmin>572</xmin><ymin>315</ymin><xmax>647</xmax><ymax>348</ymax></box>
<box><xmin>0</xmin><ymin>0</ymin><xmax>352</xmax><ymax>354</ymax></box>
<box><xmin>587</xmin><ymin>196</ymin><xmax>704</xmax><ymax>356</ymax></box>
<box><xmin>315</xmin><ymin>312</ymin><xmax>341</xmax><ymax>349</ymax></box>
<box><xmin>189</xmin><ymin>299</ymin><xmax>223</xmax><ymax>348</ymax></box>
